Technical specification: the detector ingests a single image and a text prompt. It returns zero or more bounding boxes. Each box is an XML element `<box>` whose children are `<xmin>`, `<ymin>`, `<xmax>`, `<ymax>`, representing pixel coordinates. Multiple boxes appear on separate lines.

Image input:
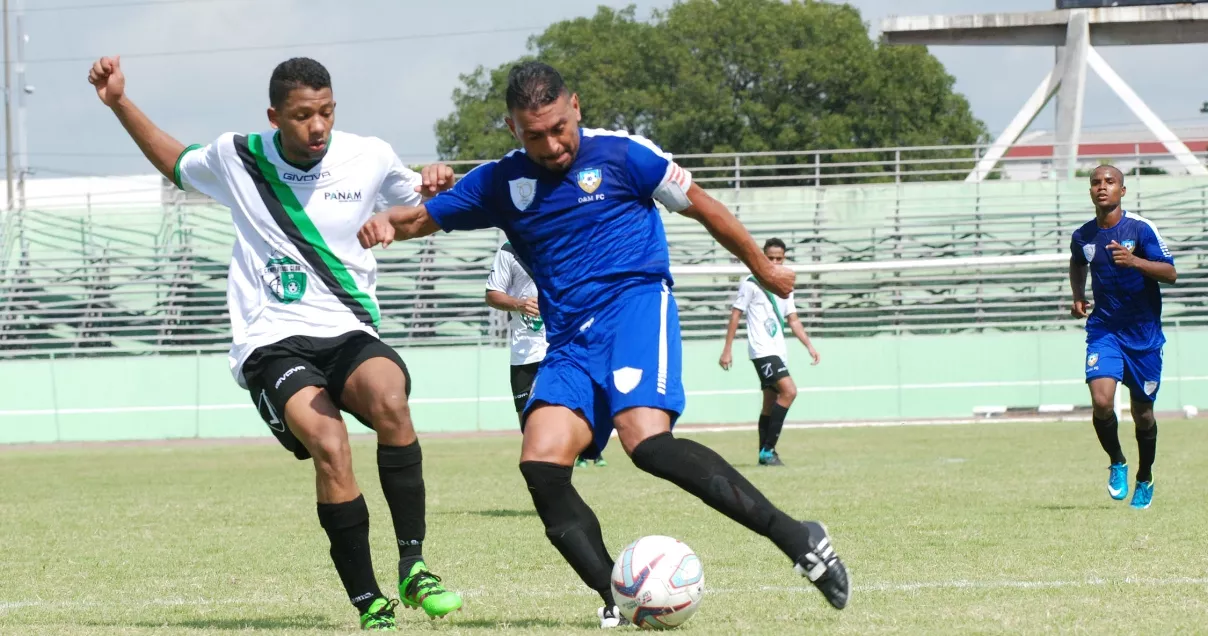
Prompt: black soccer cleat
<box><xmin>794</xmin><ymin>521</ymin><xmax>850</xmax><ymax>609</ymax></box>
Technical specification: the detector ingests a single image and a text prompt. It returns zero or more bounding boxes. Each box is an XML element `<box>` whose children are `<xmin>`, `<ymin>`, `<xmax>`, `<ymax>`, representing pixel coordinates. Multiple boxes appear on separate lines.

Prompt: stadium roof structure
<box><xmin>880</xmin><ymin>2</ymin><xmax>1208</xmax><ymax>182</ymax></box>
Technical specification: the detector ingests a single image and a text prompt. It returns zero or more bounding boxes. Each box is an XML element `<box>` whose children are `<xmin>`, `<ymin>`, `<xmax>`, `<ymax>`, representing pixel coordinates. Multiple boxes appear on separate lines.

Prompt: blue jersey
<box><xmin>1070</xmin><ymin>211</ymin><xmax>1173</xmax><ymax>350</ymax></box>
<box><xmin>425</xmin><ymin>128</ymin><xmax>692</xmax><ymax>346</ymax></box>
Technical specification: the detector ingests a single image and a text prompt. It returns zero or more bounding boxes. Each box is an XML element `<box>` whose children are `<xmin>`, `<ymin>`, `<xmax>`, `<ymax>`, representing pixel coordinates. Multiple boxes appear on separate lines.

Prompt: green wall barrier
<box><xmin>2</xmin><ymin>327</ymin><xmax>1204</xmax><ymax>445</ymax></box>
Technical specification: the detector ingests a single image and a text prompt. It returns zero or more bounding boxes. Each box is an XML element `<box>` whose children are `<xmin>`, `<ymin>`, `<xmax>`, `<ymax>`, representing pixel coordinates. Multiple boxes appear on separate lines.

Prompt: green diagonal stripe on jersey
<box><xmin>234</xmin><ymin>134</ymin><xmax>380</xmax><ymax>328</ymax></box>
<box><xmin>747</xmin><ymin>275</ymin><xmax>785</xmax><ymax>328</ymax></box>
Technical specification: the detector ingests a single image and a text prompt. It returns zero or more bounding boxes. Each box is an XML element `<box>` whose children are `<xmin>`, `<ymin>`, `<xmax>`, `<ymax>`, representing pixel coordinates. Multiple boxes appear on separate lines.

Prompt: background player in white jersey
<box><xmin>719</xmin><ymin>238</ymin><xmax>820</xmax><ymax>467</ymax></box>
<box><xmin>88</xmin><ymin>55</ymin><xmax>461</xmax><ymax>629</ymax></box>
<box><xmin>485</xmin><ymin>243</ymin><xmax>607</xmax><ymax>467</ymax></box>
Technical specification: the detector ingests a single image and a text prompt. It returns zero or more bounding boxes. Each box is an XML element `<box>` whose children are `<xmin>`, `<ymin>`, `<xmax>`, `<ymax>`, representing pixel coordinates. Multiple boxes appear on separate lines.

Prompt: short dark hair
<box><xmin>1091</xmin><ymin>163</ymin><xmax>1125</xmax><ymax>186</ymax></box>
<box><xmin>764</xmin><ymin>238</ymin><xmax>787</xmax><ymax>252</ymax></box>
<box><xmin>506</xmin><ymin>61</ymin><xmax>569</xmax><ymax>111</ymax></box>
<box><xmin>269</xmin><ymin>57</ymin><xmax>331</xmax><ymax>108</ymax></box>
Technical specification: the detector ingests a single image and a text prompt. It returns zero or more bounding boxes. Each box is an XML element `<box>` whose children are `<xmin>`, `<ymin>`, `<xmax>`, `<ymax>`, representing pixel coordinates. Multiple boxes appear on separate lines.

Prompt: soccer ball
<box><xmin>611</xmin><ymin>535</ymin><xmax>704</xmax><ymax>629</ymax></box>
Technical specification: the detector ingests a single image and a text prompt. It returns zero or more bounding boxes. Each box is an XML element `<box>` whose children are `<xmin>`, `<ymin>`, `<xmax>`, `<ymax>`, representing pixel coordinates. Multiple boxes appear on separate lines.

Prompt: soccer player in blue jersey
<box><xmin>360</xmin><ymin>62</ymin><xmax>849</xmax><ymax>625</ymax></box>
<box><xmin>1069</xmin><ymin>165</ymin><xmax>1176</xmax><ymax>510</ymax></box>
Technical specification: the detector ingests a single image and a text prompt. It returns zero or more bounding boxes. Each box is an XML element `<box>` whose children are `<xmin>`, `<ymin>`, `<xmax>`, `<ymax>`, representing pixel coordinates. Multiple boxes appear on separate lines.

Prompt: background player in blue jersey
<box><xmin>1069</xmin><ymin>165</ymin><xmax>1176</xmax><ymax>510</ymax></box>
<box><xmin>359</xmin><ymin>62</ymin><xmax>849</xmax><ymax>625</ymax></box>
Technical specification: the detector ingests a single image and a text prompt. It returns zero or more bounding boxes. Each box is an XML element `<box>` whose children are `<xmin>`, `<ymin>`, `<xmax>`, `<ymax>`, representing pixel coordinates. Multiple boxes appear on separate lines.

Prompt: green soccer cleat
<box><xmin>359</xmin><ymin>598</ymin><xmax>398</xmax><ymax>631</ymax></box>
<box><xmin>593</xmin><ymin>455</ymin><xmax>609</xmax><ymax>467</ymax></box>
<box><xmin>574</xmin><ymin>457</ymin><xmax>590</xmax><ymax>468</ymax></box>
<box><xmin>399</xmin><ymin>561</ymin><xmax>463</xmax><ymax>619</ymax></box>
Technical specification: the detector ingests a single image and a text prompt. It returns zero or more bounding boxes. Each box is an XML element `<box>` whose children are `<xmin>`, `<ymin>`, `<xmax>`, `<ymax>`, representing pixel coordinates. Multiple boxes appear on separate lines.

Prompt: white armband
<box><xmin>652</xmin><ymin>162</ymin><xmax>693</xmax><ymax>212</ymax></box>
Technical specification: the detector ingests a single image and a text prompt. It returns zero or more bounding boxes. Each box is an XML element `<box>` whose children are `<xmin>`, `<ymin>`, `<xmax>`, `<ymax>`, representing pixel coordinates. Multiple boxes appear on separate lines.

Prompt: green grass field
<box><xmin>1</xmin><ymin>419</ymin><xmax>1206</xmax><ymax>635</ymax></box>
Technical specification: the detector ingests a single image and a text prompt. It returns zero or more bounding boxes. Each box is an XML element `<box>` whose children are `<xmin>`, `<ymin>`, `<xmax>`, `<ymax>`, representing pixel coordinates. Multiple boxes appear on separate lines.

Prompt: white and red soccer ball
<box><xmin>611</xmin><ymin>535</ymin><xmax>705</xmax><ymax>629</ymax></box>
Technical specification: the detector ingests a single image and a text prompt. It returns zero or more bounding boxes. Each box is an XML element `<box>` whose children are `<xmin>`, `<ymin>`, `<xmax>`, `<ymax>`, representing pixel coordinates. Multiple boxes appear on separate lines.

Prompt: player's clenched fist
<box><xmin>757</xmin><ymin>264</ymin><xmax>796</xmax><ymax>298</ymax></box>
<box><xmin>359</xmin><ymin>213</ymin><xmax>396</xmax><ymax>248</ymax></box>
<box><xmin>415</xmin><ymin>163</ymin><xmax>456</xmax><ymax>199</ymax></box>
<box><xmin>88</xmin><ymin>56</ymin><xmax>125</xmax><ymax>108</ymax></box>
<box><xmin>1071</xmin><ymin>299</ymin><xmax>1091</xmax><ymax>318</ymax></box>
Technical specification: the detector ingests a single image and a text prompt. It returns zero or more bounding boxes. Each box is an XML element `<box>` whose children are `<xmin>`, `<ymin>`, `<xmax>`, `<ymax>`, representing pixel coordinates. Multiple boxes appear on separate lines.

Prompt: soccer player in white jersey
<box><xmin>485</xmin><ymin>243</ymin><xmax>607</xmax><ymax>467</ymax></box>
<box><xmin>88</xmin><ymin>55</ymin><xmax>461</xmax><ymax>629</ymax></box>
<box><xmin>719</xmin><ymin>238</ymin><xmax>820</xmax><ymax>466</ymax></box>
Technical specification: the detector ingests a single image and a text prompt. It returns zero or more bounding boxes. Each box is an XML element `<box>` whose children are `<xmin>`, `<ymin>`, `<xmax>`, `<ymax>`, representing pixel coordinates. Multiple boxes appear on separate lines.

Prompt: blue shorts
<box><xmin>1085</xmin><ymin>333</ymin><xmax>1163</xmax><ymax>402</ymax></box>
<box><xmin>524</xmin><ymin>282</ymin><xmax>685</xmax><ymax>457</ymax></box>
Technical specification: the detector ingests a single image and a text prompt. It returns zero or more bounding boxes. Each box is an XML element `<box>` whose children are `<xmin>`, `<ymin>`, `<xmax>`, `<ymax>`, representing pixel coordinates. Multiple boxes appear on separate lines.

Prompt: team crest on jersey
<box><xmin>1087</xmin><ymin>353</ymin><xmax>1099</xmax><ymax>367</ymax></box>
<box><xmin>577</xmin><ymin>168</ymin><xmax>602</xmax><ymax>194</ymax></box>
<box><xmin>1122</xmin><ymin>239</ymin><xmax>1136</xmax><ymax>253</ymax></box>
<box><xmin>261</xmin><ymin>254</ymin><xmax>308</xmax><ymax>304</ymax></box>
<box><xmin>509</xmin><ymin>177</ymin><xmax>537</xmax><ymax>211</ymax></box>
<box><xmin>764</xmin><ymin>317</ymin><xmax>779</xmax><ymax>337</ymax></box>
<box><xmin>521</xmin><ymin>314</ymin><xmax>544</xmax><ymax>332</ymax></box>
<box><xmin>1082</xmin><ymin>244</ymin><xmax>1096</xmax><ymax>262</ymax></box>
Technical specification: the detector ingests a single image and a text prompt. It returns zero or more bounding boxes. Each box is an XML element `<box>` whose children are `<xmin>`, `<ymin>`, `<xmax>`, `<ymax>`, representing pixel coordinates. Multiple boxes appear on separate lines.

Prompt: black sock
<box><xmin>316</xmin><ymin>495</ymin><xmax>383</xmax><ymax>613</ymax></box>
<box><xmin>1136</xmin><ymin>423</ymin><xmax>1157</xmax><ymax>483</ymax></box>
<box><xmin>519</xmin><ymin>461</ymin><xmax>615</xmax><ymax>608</ymax></box>
<box><xmin>378</xmin><ymin>442</ymin><xmax>426</xmax><ymax>579</ymax></box>
<box><xmin>765</xmin><ymin>403</ymin><xmax>790</xmax><ymax>451</ymax></box>
<box><xmin>630</xmin><ymin>432</ymin><xmax>810</xmax><ymax>563</ymax></box>
<box><xmin>757</xmin><ymin>414</ymin><xmax>770</xmax><ymax>451</ymax></box>
<box><xmin>1092</xmin><ymin>413</ymin><xmax>1126</xmax><ymax>465</ymax></box>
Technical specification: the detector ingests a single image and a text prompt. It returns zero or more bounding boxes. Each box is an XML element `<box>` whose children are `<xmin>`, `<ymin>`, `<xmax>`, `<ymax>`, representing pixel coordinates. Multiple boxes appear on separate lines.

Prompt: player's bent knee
<box><xmin>520</xmin><ymin>405</ymin><xmax>592</xmax><ymax>464</ymax></box>
<box><xmin>613</xmin><ymin>407</ymin><xmax>672</xmax><ymax>456</ymax></box>
<box><xmin>363</xmin><ymin>391</ymin><xmax>413</xmax><ymax>430</ymax></box>
<box><xmin>778</xmin><ymin>381</ymin><xmax>798</xmax><ymax>402</ymax></box>
<box><xmin>309</xmin><ymin>431</ymin><xmax>351</xmax><ymax>466</ymax></box>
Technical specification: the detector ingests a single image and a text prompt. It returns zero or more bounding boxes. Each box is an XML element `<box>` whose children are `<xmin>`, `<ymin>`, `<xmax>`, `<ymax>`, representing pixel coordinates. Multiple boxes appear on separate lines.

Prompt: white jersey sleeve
<box><xmin>377</xmin><ymin>143</ymin><xmax>424</xmax><ymax>208</ymax></box>
<box><xmin>486</xmin><ymin>248</ymin><xmax>514</xmax><ymax>294</ymax></box>
<box><xmin>785</xmin><ymin>291</ymin><xmax>798</xmax><ymax>316</ymax></box>
<box><xmin>174</xmin><ymin>134</ymin><xmax>235</xmax><ymax>206</ymax></box>
<box><xmin>732</xmin><ymin>280</ymin><xmax>753</xmax><ymax>312</ymax></box>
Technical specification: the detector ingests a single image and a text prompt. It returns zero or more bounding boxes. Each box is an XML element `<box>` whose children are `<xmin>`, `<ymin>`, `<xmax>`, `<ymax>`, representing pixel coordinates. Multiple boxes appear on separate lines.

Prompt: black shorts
<box><xmin>752</xmin><ymin>355</ymin><xmax>791</xmax><ymax>390</ymax></box>
<box><xmin>510</xmin><ymin>362</ymin><xmax>541</xmax><ymax>413</ymax></box>
<box><xmin>241</xmin><ymin>331</ymin><xmax>411</xmax><ymax>461</ymax></box>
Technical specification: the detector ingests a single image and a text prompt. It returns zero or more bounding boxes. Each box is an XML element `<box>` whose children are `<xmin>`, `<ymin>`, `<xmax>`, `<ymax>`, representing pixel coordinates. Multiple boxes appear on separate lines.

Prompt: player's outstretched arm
<box><xmin>677</xmin><ymin>185</ymin><xmax>795</xmax><ymax>298</ymax></box>
<box><xmin>718</xmin><ymin>308</ymin><xmax>742</xmax><ymax>370</ymax></box>
<box><xmin>88</xmin><ymin>56</ymin><xmax>185</xmax><ymax>184</ymax></box>
<box><xmin>1069</xmin><ymin>256</ymin><xmax>1091</xmax><ymax>318</ymax></box>
<box><xmin>358</xmin><ymin>205</ymin><xmax>441</xmax><ymax>248</ymax></box>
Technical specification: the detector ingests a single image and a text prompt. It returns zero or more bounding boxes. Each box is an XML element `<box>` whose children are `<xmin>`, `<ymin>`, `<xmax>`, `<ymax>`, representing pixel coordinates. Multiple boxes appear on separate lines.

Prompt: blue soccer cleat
<box><xmin>1130</xmin><ymin>481</ymin><xmax>1153</xmax><ymax>509</ymax></box>
<box><xmin>758</xmin><ymin>449</ymin><xmax>784</xmax><ymax>467</ymax></box>
<box><xmin>1107</xmin><ymin>463</ymin><xmax>1128</xmax><ymax>500</ymax></box>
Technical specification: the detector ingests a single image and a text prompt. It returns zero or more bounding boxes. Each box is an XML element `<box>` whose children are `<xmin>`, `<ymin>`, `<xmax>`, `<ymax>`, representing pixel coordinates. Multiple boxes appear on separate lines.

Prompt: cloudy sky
<box><xmin>19</xmin><ymin>0</ymin><xmax>1208</xmax><ymax>177</ymax></box>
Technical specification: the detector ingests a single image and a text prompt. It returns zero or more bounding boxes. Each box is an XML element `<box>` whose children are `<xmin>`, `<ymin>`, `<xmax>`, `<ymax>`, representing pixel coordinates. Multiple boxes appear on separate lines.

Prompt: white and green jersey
<box><xmin>733</xmin><ymin>276</ymin><xmax>797</xmax><ymax>361</ymax></box>
<box><xmin>485</xmin><ymin>243</ymin><xmax>547</xmax><ymax>366</ymax></box>
<box><xmin>174</xmin><ymin>130</ymin><xmax>422</xmax><ymax>387</ymax></box>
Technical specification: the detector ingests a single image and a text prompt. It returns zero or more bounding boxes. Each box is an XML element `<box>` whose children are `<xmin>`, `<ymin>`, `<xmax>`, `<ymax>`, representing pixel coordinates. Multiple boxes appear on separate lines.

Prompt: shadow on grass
<box><xmin>91</xmin><ymin>615</ymin><xmax>343</xmax><ymax>631</ymax></box>
<box><xmin>436</xmin><ymin>508</ymin><xmax>538</xmax><ymax>518</ymax></box>
<box><xmin>1038</xmin><ymin>503</ymin><xmax>1114</xmax><ymax>511</ymax></box>
<box><xmin>445</xmin><ymin>617</ymin><xmax>595</xmax><ymax>630</ymax></box>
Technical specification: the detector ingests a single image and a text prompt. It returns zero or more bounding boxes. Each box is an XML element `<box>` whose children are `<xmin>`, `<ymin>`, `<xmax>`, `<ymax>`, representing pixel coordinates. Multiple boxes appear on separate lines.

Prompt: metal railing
<box><xmin>433</xmin><ymin>140</ymin><xmax>1208</xmax><ymax>187</ymax></box>
<box><xmin>2</xmin><ymin>190</ymin><xmax>1205</xmax><ymax>358</ymax></box>
<box><xmin>2</xmin><ymin>138</ymin><xmax>1207</xmax><ymax>358</ymax></box>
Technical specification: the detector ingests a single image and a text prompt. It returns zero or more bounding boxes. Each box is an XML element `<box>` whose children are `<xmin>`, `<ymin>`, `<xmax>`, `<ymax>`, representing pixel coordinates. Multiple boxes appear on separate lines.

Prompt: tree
<box><xmin>435</xmin><ymin>0</ymin><xmax>988</xmax><ymax>184</ymax></box>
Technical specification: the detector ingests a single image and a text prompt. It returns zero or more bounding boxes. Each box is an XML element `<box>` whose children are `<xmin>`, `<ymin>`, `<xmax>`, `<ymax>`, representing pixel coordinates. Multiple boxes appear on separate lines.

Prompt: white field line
<box><xmin>2</xmin><ymin>376</ymin><xmax>1204</xmax><ymax>419</ymax></box>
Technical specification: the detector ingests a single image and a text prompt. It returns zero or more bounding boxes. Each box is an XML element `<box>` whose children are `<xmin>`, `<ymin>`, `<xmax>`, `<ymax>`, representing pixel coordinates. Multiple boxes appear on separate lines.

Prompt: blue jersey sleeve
<box><xmin>625</xmin><ymin>136</ymin><xmax>675</xmax><ymax>199</ymax></box>
<box><xmin>1070</xmin><ymin>230</ymin><xmax>1085</xmax><ymax>262</ymax></box>
<box><xmin>1137</xmin><ymin>220</ymin><xmax>1174</xmax><ymax>265</ymax></box>
<box><xmin>424</xmin><ymin>162</ymin><xmax>497</xmax><ymax>232</ymax></box>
